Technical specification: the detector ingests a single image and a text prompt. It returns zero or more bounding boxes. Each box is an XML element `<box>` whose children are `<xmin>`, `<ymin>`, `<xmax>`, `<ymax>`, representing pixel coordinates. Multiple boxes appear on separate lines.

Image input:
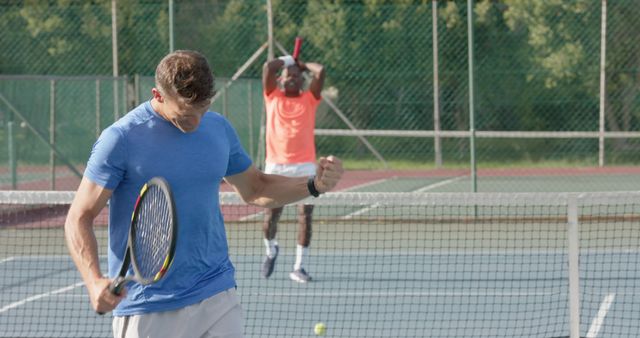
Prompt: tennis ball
<box><xmin>314</xmin><ymin>322</ymin><xmax>326</xmax><ymax>336</ymax></box>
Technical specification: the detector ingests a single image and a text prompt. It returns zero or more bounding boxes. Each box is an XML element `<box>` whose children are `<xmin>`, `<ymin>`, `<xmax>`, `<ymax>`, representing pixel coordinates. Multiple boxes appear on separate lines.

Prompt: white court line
<box><xmin>246</xmin><ymin>290</ymin><xmax>553</xmax><ymax>297</ymax></box>
<box><xmin>341</xmin><ymin>202</ymin><xmax>381</xmax><ymax>219</ymax></box>
<box><xmin>313</xmin><ymin>249</ymin><xmax>568</xmax><ymax>256</ymax></box>
<box><xmin>238</xmin><ymin>177</ymin><xmax>397</xmax><ymax>221</ymax></box>
<box><xmin>342</xmin><ymin>175</ymin><xmax>467</xmax><ymax>219</ymax></box>
<box><xmin>340</xmin><ymin>177</ymin><xmax>398</xmax><ymax>192</ymax></box>
<box><xmin>1</xmin><ymin>255</ymin><xmax>106</xmax><ymax>260</ymax></box>
<box><xmin>0</xmin><ymin>257</ymin><xmax>15</xmax><ymax>264</ymax></box>
<box><xmin>586</xmin><ymin>293</ymin><xmax>615</xmax><ymax>338</ymax></box>
<box><xmin>0</xmin><ymin>282</ymin><xmax>84</xmax><ymax>314</ymax></box>
<box><xmin>238</xmin><ymin>212</ymin><xmax>262</xmax><ymax>222</ymax></box>
<box><xmin>413</xmin><ymin>175</ymin><xmax>467</xmax><ymax>193</ymax></box>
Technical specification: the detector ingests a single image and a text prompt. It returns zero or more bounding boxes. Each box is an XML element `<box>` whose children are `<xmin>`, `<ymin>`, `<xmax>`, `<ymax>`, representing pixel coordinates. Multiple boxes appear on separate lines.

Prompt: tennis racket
<box><xmin>293</xmin><ymin>36</ymin><xmax>303</xmax><ymax>61</ymax></box>
<box><xmin>98</xmin><ymin>177</ymin><xmax>177</xmax><ymax>314</ymax></box>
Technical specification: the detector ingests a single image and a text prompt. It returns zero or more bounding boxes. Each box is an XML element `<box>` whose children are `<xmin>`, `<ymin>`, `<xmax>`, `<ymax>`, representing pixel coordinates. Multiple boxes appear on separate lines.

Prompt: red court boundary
<box><xmin>4</xmin><ymin>165</ymin><xmax>640</xmax><ymax>191</ymax></box>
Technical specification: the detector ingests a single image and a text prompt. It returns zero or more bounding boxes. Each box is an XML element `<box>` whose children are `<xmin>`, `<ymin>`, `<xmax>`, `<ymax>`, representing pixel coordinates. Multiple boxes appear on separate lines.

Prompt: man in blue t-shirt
<box><xmin>64</xmin><ymin>50</ymin><xmax>343</xmax><ymax>338</ymax></box>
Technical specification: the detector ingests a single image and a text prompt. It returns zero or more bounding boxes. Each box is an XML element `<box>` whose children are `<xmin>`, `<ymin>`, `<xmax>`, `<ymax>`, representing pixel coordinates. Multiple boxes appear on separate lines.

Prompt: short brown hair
<box><xmin>155</xmin><ymin>50</ymin><xmax>216</xmax><ymax>104</ymax></box>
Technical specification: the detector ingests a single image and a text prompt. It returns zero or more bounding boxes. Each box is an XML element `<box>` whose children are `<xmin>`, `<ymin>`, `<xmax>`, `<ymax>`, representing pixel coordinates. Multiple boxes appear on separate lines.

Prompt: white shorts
<box><xmin>112</xmin><ymin>288</ymin><xmax>243</xmax><ymax>338</ymax></box>
<box><xmin>264</xmin><ymin>162</ymin><xmax>316</xmax><ymax>178</ymax></box>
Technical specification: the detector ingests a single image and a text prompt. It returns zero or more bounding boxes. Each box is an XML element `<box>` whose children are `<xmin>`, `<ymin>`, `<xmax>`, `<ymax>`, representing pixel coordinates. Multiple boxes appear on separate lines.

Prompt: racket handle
<box><xmin>293</xmin><ymin>36</ymin><xmax>303</xmax><ymax>60</ymax></box>
<box><xmin>96</xmin><ymin>276</ymin><xmax>126</xmax><ymax>315</ymax></box>
<box><xmin>110</xmin><ymin>276</ymin><xmax>126</xmax><ymax>295</ymax></box>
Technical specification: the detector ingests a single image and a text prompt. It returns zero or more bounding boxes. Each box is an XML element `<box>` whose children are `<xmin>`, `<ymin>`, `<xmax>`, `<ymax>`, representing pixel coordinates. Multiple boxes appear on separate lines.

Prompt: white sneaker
<box><xmin>289</xmin><ymin>268</ymin><xmax>312</xmax><ymax>283</ymax></box>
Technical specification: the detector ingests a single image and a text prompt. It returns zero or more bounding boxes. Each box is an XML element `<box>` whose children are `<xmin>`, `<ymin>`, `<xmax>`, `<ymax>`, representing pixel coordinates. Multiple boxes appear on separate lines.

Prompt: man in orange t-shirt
<box><xmin>261</xmin><ymin>53</ymin><xmax>325</xmax><ymax>283</ymax></box>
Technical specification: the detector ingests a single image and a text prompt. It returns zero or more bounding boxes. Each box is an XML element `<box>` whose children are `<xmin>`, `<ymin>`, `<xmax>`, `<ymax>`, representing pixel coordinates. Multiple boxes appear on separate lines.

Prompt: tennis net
<box><xmin>1</xmin><ymin>191</ymin><xmax>639</xmax><ymax>337</ymax></box>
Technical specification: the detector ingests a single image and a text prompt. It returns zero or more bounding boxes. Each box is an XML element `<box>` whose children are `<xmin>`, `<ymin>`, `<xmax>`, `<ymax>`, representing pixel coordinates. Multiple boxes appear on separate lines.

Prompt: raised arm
<box><xmin>225</xmin><ymin>156</ymin><xmax>343</xmax><ymax>208</ymax></box>
<box><xmin>299</xmin><ymin>62</ymin><xmax>325</xmax><ymax>99</ymax></box>
<box><xmin>64</xmin><ymin>177</ymin><xmax>124</xmax><ymax>313</ymax></box>
<box><xmin>262</xmin><ymin>58</ymin><xmax>286</xmax><ymax>96</ymax></box>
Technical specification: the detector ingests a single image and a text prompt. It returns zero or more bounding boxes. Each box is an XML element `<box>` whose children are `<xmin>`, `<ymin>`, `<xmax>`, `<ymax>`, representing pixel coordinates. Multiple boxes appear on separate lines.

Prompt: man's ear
<box><xmin>151</xmin><ymin>88</ymin><xmax>164</xmax><ymax>103</ymax></box>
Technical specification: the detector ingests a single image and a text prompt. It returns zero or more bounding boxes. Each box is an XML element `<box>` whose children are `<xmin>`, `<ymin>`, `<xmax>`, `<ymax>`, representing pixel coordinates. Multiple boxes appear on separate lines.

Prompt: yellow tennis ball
<box><xmin>314</xmin><ymin>322</ymin><xmax>326</xmax><ymax>336</ymax></box>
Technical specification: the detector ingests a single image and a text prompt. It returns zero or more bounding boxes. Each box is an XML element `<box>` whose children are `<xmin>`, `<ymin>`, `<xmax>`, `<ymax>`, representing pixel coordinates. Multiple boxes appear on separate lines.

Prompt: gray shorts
<box><xmin>112</xmin><ymin>288</ymin><xmax>243</xmax><ymax>338</ymax></box>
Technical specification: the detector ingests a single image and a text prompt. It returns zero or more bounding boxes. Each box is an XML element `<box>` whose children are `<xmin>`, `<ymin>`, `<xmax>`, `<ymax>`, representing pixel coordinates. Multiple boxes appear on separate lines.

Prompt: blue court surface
<box><xmin>2</xmin><ymin>175</ymin><xmax>640</xmax><ymax>337</ymax></box>
<box><xmin>2</xmin><ymin>248</ymin><xmax>639</xmax><ymax>337</ymax></box>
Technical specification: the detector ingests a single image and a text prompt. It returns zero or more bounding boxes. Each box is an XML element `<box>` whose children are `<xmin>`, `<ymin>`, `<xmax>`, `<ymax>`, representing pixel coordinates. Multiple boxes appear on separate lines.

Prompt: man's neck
<box><xmin>150</xmin><ymin>98</ymin><xmax>168</xmax><ymax>120</ymax></box>
<box><xmin>284</xmin><ymin>89</ymin><xmax>302</xmax><ymax>97</ymax></box>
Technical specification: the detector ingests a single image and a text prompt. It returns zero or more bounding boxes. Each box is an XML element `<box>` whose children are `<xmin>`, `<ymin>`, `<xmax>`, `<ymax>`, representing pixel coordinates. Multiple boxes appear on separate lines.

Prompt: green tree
<box><xmin>7</xmin><ymin>0</ymin><xmax>112</xmax><ymax>75</ymax></box>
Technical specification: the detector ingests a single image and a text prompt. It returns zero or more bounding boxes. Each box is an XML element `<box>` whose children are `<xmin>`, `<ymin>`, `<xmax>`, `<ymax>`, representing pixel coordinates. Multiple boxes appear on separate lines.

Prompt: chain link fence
<box><xmin>1</xmin><ymin>0</ymin><xmax>640</xmax><ymax>192</ymax></box>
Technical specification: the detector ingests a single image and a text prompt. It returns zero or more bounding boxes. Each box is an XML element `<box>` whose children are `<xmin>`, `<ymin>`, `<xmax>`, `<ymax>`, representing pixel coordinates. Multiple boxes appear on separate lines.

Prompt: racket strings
<box><xmin>133</xmin><ymin>186</ymin><xmax>173</xmax><ymax>281</ymax></box>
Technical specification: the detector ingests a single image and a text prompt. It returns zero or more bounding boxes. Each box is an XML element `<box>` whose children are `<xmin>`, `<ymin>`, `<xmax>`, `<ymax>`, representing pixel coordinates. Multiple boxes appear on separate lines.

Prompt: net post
<box><xmin>568</xmin><ymin>194</ymin><xmax>581</xmax><ymax>338</ymax></box>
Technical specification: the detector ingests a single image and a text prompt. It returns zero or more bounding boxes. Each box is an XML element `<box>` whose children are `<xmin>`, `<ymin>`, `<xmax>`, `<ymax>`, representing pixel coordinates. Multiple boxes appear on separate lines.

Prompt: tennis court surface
<box><xmin>2</xmin><ymin>186</ymin><xmax>640</xmax><ymax>337</ymax></box>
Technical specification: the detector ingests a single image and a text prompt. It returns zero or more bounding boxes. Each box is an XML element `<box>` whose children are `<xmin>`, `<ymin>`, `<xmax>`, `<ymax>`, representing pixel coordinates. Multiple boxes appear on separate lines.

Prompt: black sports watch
<box><xmin>307</xmin><ymin>176</ymin><xmax>321</xmax><ymax>197</ymax></box>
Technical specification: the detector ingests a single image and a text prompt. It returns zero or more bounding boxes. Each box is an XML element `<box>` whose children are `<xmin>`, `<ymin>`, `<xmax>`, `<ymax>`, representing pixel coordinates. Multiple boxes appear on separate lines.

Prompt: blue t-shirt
<box><xmin>84</xmin><ymin>101</ymin><xmax>252</xmax><ymax>316</ymax></box>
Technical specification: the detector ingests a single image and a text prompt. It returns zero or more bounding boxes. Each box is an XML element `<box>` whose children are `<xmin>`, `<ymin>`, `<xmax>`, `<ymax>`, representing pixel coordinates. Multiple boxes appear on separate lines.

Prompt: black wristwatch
<box><xmin>307</xmin><ymin>176</ymin><xmax>321</xmax><ymax>197</ymax></box>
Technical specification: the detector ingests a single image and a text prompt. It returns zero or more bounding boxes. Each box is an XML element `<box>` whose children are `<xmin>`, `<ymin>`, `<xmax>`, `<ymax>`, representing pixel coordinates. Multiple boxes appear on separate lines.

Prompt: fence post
<box><xmin>258</xmin><ymin>0</ymin><xmax>275</xmax><ymax>169</ymax></box>
<box><xmin>7</xmin><ymin>120</ymin><xmax>16</xmax><ymax>189</ymax></box>
<box><xmin>112</xmin><ymin>0</ymin><xmax>120</xmax><ymax>121</ymax></box>
<box><xmin>432</xmin><ymin>0</ymin><xmax>442</xmax><ymax>168</ymax></box>
<box><xmin>266</xmin><ymin>0</ymin><xmax>274</xmax><ymax>60</ymax></box>
<box><xmin>598</xmin><ymin>0</ymin><xmax>607</xmax><ymax>167</ymax></box>
<box><xmin>223</xmin><ymin>85</ymin><xmax>228</xmax><ymax>118</ymax></box>
<box><xmin>467</xmin><ymin>0</ymin><xmax>477</xmax><ymax>193</ymax></box>
<box><xmin>169</xmin><ymin>0</ymin><xmax>174</xmax><ymax>52</ymax></box>
<box><xmin>134</xmin><ymin>74</ymin><xmax>140</xmax><ymax>106</ymax></box>
<box><xmin>49</xmin><ymin>79</ymin><xmax>56</xmax><ymax>190</ymax></box>
<box><xmin>248</xmin><ymin>80</ymin><xmax>254</xmax><ymax>160</ymax></box>
<box><xmin>96</xmin><ymin>79</ymin><xmax>101</xmax><ymax>138</ymax></box>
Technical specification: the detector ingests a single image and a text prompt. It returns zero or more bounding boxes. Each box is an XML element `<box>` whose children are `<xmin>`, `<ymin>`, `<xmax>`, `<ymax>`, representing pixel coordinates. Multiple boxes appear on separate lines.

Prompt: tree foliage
<box><xmin>1</xmin><ymin>0</ymin><xmax>639</xmax><ymax>138</ymax></box>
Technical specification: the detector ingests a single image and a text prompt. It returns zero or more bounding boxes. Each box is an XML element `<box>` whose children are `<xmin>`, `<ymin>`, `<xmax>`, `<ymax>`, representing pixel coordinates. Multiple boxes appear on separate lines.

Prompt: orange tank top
<box><xmin>264</xmin><ymin>89</ymin><xmax>321</xmax><ymax>164</ymax></box>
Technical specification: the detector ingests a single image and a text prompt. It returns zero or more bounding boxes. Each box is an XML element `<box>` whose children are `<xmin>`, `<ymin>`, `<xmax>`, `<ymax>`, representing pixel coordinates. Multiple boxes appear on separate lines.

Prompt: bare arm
<box><xmin>64</xmin><ymin>177</ymin><xmax>124</xmax><ymax>313</ymax></box>
<box><xmin>225</xmin><ymin>156</ymin><xmax>343</xmax><ymax>208</ymax></box>
<box><xmin>299</xmin><ymin>62</ymin><xmax>325</xmax><ymax>99</ymax></box>
<box><xmin>262</xmin><ymin>58</ymin><xmax>286</xmax><ymax>96</ymax></box>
